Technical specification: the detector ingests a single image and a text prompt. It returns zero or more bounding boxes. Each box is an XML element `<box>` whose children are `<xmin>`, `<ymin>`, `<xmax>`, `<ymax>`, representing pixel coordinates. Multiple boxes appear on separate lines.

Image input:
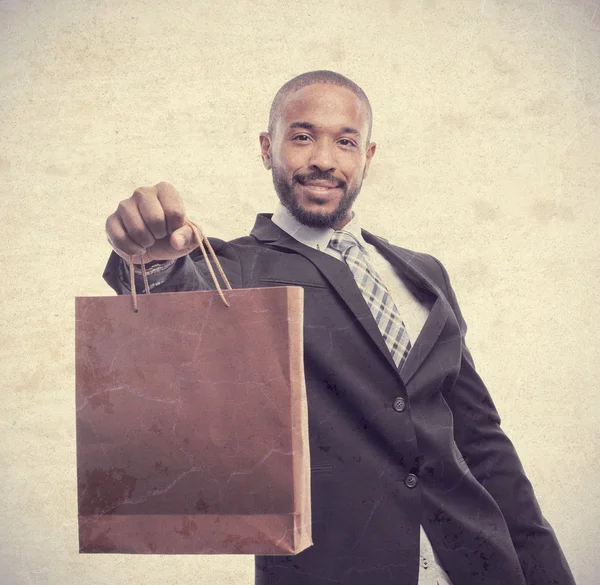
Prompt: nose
<box><xmin>309</xmin><ymin>139</ymin><xmax>336</xmax><ymax>172</ymax></box>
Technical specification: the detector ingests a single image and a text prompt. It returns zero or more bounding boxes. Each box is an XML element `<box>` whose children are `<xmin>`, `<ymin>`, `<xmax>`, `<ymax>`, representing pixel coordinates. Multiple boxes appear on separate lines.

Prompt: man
<box><xmin>103</xmin><ymin>71</ymin><xmax>576</xmax><ymax>585</ymax></box>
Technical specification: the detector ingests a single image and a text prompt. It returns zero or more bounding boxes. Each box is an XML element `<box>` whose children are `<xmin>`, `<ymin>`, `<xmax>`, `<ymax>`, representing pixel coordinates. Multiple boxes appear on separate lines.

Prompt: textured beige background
<box><xmin>1</xmin><ymin>0</ymin><xmax>598</xmax><ymax>583</ymax></box>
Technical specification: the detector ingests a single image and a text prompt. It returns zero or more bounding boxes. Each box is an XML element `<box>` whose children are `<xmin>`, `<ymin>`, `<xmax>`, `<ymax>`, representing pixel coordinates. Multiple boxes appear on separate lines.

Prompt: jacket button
<box><xmin>404</xmin><ymin>474</ymin><xmax>418</xmax><ymax>488</ymax></box>
<box><xmin>393</xmin><ymin>397</ymin><xmax>406</xmax><ymax>412</ymax></box>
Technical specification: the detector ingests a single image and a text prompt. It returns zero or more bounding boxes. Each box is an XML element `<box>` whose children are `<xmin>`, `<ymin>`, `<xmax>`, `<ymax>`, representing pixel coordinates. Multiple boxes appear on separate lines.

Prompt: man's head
<box><xmin>260</xmin><ymin>70</ymin><xmax>376</xmax><ymax>230</ymax></box>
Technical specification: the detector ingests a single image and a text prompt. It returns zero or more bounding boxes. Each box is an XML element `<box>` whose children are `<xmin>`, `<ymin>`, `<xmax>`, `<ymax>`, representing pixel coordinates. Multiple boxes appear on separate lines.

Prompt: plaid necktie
<box><xmin>328</xmin><ymin>230</ymin><xmax>412</xmax><ymax>370</ymax></box>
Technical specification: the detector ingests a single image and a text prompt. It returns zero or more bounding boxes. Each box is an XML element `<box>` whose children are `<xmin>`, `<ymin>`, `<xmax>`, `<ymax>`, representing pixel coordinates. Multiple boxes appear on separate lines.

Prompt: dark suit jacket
<box><xmin>104</xmin><ymin>213</ymin><xmax>576</xmax><ymax>585</ymax></box>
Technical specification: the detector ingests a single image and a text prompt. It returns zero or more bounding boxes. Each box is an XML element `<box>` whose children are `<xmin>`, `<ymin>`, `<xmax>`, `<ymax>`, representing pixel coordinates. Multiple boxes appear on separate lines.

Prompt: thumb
<box><xmin>170</xmin><ymin>224</ymin><xmax>195</xmax><ymax>251</ymax></box>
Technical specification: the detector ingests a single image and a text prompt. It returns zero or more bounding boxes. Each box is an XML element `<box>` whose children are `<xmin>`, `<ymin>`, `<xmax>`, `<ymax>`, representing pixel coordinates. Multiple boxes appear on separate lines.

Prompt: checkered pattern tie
<box><xmin>328</xmin><ymin>231</ymin><xmax>412</xmax><ymax>370</ymax></box>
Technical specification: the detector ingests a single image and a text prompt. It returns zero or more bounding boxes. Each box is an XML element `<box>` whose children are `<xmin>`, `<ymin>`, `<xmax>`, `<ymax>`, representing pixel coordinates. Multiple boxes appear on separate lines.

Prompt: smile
<box><xmin>299</xmin><ymin>182</ymin><xmax>341</xmax><ymax>196</ymax></box>
<box><xmin>304</xmin><ymin>185</ymin><xmax>337</xmax><ymax>193</ymax></box>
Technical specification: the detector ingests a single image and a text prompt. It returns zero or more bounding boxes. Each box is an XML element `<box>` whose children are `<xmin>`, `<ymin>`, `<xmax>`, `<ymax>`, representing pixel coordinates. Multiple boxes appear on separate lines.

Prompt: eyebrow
<box><xmin>288</xmin><ymin>121</ymin><xmax>361</xmax><ymax>137</ymax></box>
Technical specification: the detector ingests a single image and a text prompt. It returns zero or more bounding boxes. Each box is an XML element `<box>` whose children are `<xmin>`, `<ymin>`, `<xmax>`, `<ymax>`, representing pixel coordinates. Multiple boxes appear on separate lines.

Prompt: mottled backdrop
<box><xmin>1</xmin><ymin>0</ymin><xmax>598</xmax><ymax>583</ymax></box>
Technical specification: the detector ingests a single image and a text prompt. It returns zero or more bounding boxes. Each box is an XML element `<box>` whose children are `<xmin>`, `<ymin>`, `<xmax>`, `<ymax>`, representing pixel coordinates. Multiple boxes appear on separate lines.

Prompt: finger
<box><xmin>106</xmin><ymin>213</ymin><xmax>147</xmax><ymax>257</ymax></box>
<box><xmin>156</xmin><ymin>182</ymin><xmax>186</xmax><ymax>234</ymax></box>
<box><xmin>170</xmin><ymin>224</ymin><xmax>196</xmax><ymax>251</ymax></box>
<box><xmin>117</xmin><ymin>198</ymin><xmax>155</xmax><ymax>249</ymax></box>
<box><xmin>135</xmin><ymin>191</ymin><xmax>167</xmax><ymax>240</ymax></box>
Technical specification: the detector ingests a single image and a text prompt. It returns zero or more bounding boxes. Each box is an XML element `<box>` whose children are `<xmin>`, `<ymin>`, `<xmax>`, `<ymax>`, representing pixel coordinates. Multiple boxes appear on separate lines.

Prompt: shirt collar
<box><xmin>271</xmin><ymin>203</ymin><xmax>368</xmax><ymax>251</ymax></box>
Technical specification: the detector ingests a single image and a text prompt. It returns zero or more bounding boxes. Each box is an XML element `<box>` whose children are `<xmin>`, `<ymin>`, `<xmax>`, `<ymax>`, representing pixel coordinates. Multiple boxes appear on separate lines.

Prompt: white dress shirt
<box><xmin>271</xmin><ymin>203</ymin><xmax>453</xmax><ymax>585</ymax></box>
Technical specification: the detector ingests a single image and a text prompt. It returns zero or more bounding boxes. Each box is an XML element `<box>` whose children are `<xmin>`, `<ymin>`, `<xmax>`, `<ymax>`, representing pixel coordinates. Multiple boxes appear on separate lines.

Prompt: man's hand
<box><xmin>106</xmin><ymin>182</ymin><xmax>197</xmax><ymax>263</ymax></box>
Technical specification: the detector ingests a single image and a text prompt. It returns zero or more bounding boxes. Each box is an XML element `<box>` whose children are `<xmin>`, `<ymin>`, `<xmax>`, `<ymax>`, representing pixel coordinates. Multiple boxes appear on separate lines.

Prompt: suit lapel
<box><xmin>262</xmin><ymin>232</ymin><xmax>400</xmax><ymax>372</ymax></box>
<box><xmin>250</xmin><ymin>215</ymin><xmax>451</xmax><ymax>385</ymax></box>
<box><xmin>361</xmin><ymin>230</ymin><xmax>451</xmax><ymax>385</ymax></box>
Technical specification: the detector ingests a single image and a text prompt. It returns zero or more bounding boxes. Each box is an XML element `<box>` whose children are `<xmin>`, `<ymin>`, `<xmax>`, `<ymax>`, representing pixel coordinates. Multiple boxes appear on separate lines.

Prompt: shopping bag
<box><xmin>75</xmin><ymin>220</ymin><xmax>312</xmax><ymax>554</ymax></box>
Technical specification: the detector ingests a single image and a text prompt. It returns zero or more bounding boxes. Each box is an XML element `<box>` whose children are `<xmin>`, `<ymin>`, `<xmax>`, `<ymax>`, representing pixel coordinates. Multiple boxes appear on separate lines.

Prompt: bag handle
<box><xmin>128</xmin><ymin>219</ymin><xmax>232</xmax><ymax>312</ymax></box>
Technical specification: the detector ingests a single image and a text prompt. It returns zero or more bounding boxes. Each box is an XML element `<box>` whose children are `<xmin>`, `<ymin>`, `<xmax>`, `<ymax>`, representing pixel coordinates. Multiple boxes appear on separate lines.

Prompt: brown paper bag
<box><xmin>75</xmin><ymin>222</ymin><xmax>312</xmax><ymax>555</ymax></box>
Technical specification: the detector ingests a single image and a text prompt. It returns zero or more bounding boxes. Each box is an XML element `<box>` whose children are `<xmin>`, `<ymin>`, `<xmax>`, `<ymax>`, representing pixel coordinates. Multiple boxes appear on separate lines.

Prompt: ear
<box><xmin>362</xmin><ymin>142</ymin><xmax>377</xmax><ymax>179</ymax></box>
<box><xmin>259</xmin><ymin>132</ymin><xmax>273</xmax><ymax>170</ymax></box>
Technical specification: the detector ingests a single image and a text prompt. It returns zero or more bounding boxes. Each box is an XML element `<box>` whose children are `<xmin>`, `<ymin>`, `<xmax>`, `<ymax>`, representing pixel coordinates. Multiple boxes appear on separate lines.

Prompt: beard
<box><xmin>271</xmin><ymin>166</ymin><xmax>364</xmax><ymax>229</ymax></box>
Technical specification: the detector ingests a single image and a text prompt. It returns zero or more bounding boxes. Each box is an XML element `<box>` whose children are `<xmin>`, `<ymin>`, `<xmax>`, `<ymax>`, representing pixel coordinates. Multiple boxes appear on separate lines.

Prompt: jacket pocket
<box><xmin>258</xmin><ymin>278</ymin><xmax>329</xmax><ymax>290</ymax></box>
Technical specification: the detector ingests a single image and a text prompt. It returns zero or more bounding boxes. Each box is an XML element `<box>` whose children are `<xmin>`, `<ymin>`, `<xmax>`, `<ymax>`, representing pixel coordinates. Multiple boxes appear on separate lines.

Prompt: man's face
<box><xmin>260</xmin><ymin>83</ymin><xmax>376</xmax><ymax>229</ymax></box>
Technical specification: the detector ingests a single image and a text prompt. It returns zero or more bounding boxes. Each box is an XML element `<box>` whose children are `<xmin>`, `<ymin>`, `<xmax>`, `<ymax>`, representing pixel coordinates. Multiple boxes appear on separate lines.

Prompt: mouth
<box><xmin>297</xmin><ymin>180</ymin><xmax>342</xmax><ymax>197</ymax></box>
<box><xmin>303</xmin><ymin>185</ymin><xmax>339</xmax><ymax>195</ymax></box>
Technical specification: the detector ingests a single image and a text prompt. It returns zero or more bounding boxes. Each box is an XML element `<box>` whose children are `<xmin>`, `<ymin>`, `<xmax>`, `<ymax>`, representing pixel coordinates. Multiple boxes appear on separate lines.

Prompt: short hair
<box><xmin>267</xmin><ymin>70</ymin><xmax>373</xmax><ymax>143</ymax></box>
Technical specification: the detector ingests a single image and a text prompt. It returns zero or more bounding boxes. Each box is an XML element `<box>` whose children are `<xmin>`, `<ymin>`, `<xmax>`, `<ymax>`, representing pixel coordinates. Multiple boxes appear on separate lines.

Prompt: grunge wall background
<box><xmin>1</xmin><ymin>0</ymin><xmax>598</xmax><ymax>583</ymax></box>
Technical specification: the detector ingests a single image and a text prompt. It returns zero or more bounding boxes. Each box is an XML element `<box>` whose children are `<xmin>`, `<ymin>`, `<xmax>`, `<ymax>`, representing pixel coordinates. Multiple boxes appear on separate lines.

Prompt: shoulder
<box><xmin>366</xmin><ymin>231</ymin><xmax>451</xmax><ymax>290</ymax></box>
<box><xmin>189</xmin><ymin>234</ymin><xmax>260</xmax><ymax>261</ymax></box>
<box><xmin>187</xmin><ymin>234</ymin><xmax>270</xmax><ymax>288</ymax></box>
<box><xmin>374</xmin><ymin>235</ymin><xmax>468</xmax><ymax>332</ymax></box>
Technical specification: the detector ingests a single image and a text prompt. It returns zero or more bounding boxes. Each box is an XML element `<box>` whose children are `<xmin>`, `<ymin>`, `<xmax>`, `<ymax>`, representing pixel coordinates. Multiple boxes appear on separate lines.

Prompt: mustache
<box><xmin>294</xmin><ymin>171</ymin><xmax>345</xmax><ymax>189</ymax></box>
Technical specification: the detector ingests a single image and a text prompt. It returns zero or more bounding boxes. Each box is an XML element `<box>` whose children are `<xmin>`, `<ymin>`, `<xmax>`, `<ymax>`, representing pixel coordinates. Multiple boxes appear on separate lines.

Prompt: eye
<box><xmin>292</xmin><ymin>134</ymin><xmax>312</xmax><ymax>142</ymax></box>
<box><xmin>338</xmin><ymin>139</ymin><xmax>357</xmax><ymax>148</ymax></box>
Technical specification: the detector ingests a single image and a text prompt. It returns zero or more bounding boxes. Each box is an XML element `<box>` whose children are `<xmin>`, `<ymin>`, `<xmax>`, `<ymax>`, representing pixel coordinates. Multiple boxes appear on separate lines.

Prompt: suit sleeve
<box><xmin>429</xmin><ymin>255</ymin><xmax>576</xmax><ymax>585</ymax></box>
<box><xmin>102</xmin><ymin>237</ymin><xmax>244</xmax><ymax>294</ymax></box>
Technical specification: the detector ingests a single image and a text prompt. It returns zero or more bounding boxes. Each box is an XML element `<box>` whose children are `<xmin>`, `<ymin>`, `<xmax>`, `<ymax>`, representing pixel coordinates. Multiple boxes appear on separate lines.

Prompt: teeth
<box><xmin>306</xmin><ymin>185</ymin><xmax>333</xmax><ymax>192</ymax></box>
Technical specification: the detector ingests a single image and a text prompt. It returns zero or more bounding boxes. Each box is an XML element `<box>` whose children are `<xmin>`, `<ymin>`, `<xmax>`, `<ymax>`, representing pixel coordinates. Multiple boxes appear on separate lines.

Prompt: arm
<box><xmin>430</xmin><ymin>256</ymin><xmax>576</xmax><ymax>585</ymax></box>
<box><xmin>103</xmin><ymin>238</ymin><xmax>243</xmax><ymax>295</ymax></box>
